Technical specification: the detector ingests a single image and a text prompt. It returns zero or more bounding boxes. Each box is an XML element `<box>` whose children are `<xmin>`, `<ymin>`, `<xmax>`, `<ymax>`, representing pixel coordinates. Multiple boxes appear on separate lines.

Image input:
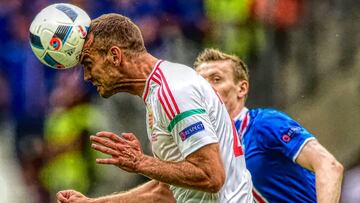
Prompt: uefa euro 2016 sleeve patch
<box><xmin>179</xmin><ymin>122</ymin><xmax>205</xmax><ymax>141</ymax></box>
<box><xmin>282</xmin><ymin>127</ymin><xmax>302</xmax><ymax>143</ymax></box>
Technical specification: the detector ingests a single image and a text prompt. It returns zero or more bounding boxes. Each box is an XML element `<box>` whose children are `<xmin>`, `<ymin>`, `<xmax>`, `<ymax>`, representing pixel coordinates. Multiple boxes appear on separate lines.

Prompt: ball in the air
<box><xmin>29</xmin><ymin>3</ymin><xmax>91</xmax><ymax>69</ymax></box>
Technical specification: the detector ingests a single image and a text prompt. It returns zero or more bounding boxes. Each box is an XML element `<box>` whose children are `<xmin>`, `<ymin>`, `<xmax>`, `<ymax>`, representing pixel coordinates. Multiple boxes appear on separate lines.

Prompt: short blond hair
<box><xmin>194</xmin><ymin>48</ymin><xmax>249</xmax><ymax>82</ymax></box>
<box><xmin>89</xmin><ymin>13</ymin><xmax>146</xmax><ymax>56</ymax></box>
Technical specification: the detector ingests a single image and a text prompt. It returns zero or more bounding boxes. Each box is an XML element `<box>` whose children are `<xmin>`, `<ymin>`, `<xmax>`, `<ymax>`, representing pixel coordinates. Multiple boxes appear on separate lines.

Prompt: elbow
<box><xmin>322</xmin><ymin>158</ymin><xmax>344</xmax><ymax>179</ymax></box>
<box><xmin>208</xmin><ymin>178</ymin><xmax>225</xmax><ymax>193</ymax></box>
<box><xmin>205</xmin><ymin>171</ymin><xmax>225</xmax><ymax>193</ymax></box>
<box><xmin>332</xmin><ymin>160</ymin><xmax>344</xmax><ymax>176</ymax></box>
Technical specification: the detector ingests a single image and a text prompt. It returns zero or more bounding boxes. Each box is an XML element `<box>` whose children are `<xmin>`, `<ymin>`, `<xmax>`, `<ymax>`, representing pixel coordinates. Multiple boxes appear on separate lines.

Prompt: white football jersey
<box><xmin>142</xmin><ymin>60</ymin><xmax>253</xmax><ymax>203</ymax></box>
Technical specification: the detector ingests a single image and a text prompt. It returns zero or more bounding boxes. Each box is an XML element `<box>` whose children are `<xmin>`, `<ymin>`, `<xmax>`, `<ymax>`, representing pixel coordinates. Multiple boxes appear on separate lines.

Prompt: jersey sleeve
<box><xmin>163</xmin><ymin>82</ymin><xmax>219</xmax><ymax>158</ymax></box>
<box><xmin>255</xmin><ymin>109</ymin><xmax>316</xmax><ymax>162</ymax></box>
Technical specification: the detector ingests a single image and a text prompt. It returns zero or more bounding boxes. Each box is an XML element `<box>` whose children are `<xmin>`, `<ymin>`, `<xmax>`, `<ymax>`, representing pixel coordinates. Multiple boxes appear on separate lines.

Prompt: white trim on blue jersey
<box><xmin>292</xmin><ymin>137</ymin><xmax>316</xmax><ymax>162</ymax></box>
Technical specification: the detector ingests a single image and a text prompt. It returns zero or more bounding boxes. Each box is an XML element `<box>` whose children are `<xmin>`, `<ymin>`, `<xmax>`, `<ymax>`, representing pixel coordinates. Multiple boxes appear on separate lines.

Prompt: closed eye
<box><xmin>211</xmin><ymin>76</ymin><xmax>222</xmax><ymax>84</ymax></box>
<box><xmin>82</xmin><ymin>60</ymin><xmax>92</xmax><ymax>69</ymax></box>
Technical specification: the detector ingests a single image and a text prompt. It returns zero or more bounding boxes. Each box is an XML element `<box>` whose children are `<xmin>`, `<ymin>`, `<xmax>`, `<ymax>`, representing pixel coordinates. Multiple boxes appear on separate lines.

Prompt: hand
<box><xmin>152</xmin><ymin>182</ymin><xmax>176</xmax><ymax>203</ymax></box>
<box><xmin>90</xmin><ymin>131</ymin><xmax>145</xmax><ymax>173</ymax></box>
<box><xmin>56</xmin><ymin>190</ymin><xmax>91</xmax><ymax>203</ymax></box>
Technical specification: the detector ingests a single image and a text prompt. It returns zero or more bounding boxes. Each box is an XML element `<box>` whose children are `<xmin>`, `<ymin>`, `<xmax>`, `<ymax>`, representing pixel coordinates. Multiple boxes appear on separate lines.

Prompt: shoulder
<box><xmin>158</xmin><ymin>60</ymin><xmax>210</xmax><ymax>98</ymax></box>
<box><xmin>159</xmin><ymin>61</ymin><xmax>198</xmax><ymax>81</ymax></box>
<box><xmin>249</xmin><ymin>108</ymin><xmax>315</xmax><ymax>155</ymax></box>
<box><xmin>249</xmin><ymin>108</ymin><xmax>303</xmax><ymax>144</ymax></box>
<box><xmin>152</xmin><ymin>61</ymin><xmax>212</xmax><ymax>120</ymax></box>
<box><xmin>250</xmin><ymin>108</ymin><xmax>295</xmax><ymax>128</ymax></box>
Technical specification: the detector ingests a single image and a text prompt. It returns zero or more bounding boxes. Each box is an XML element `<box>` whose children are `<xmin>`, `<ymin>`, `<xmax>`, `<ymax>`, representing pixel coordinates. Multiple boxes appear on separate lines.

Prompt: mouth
<box><xmin>95</xmin><ymin>84</ymin><xmax>102</xmax><ymax>91</ymax></box>
<box><xmin>91</xmin><ymin>82</ymin><xmax>101</xmax><ymax>90</ymax></box>
<box><xmin>91</xmin><ymin>81</ymin><xmax>100</xmax><ymax>87</ymax></box>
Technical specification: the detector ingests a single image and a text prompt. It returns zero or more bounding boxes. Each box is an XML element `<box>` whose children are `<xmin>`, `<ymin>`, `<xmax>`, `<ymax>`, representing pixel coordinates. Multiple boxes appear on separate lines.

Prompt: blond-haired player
<box><xmin>195</xmin><ymin>48</ymin><xmax>344</xmax><ymax>203</ymax></box>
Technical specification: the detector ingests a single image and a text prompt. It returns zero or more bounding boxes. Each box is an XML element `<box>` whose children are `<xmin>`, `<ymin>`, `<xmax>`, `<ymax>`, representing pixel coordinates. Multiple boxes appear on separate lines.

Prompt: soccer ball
<box><xmin>29</xmin><ymin>3</ymin><xmax>91</xmax><ymax>69</ymax></box>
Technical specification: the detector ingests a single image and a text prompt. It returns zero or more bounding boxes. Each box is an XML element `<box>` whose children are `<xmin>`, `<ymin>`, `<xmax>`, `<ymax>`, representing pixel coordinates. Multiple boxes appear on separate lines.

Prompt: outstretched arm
<box><xmin>296</xmin><ymin>139</ymin><xmax>344</xmax><ymax>203</ymax></box>
<box><xmin>57</xmin><ymin>180</ymin><xmax>175</xmax><ymax>203</ymax></box>
<box><xmin>90</xmin><ymin>131</ymin><xmax>225</xmax><ymax>193</ymax></box>
<box><xmin>136</xmin><ymin>143</ymin><xmax>224</xmax><ymax>193</ymax></box>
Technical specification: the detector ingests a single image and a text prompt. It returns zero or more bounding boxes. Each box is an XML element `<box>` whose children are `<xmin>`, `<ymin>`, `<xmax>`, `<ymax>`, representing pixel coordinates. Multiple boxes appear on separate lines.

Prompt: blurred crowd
<box><xmin>0</xmin><ymin>0</ymin><xmax>359</xmax><ymax>202</ymax></box>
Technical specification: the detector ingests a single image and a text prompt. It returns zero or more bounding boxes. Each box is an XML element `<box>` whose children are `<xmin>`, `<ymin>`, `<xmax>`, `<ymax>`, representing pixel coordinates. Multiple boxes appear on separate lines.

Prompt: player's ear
<box><xmin>108</xmin><ymin>46</ymin><xmax>122</xmax><ymax>66</ymax></box>
<box><xmin>237</xmin><ymin>80</ymin><xmax>249</xmax><ymax>99</ymax></box>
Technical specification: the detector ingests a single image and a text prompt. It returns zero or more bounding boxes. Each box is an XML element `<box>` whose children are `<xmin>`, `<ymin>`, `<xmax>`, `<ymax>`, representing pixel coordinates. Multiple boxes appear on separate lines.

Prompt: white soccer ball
<box><xmin>29</xmin><ymin>3</ymin><xmax>91</xmax><ymax>69</ymax></box>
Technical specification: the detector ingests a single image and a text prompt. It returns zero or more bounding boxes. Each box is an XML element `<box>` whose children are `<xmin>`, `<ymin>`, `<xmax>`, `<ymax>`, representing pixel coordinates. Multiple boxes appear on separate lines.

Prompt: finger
<box><xmin>158</xmin><ymin>182</ymin><xmax>171</xmax><ymax>189</ymax></box>
<box><xmin>91</xmin><ymin>143</ymin><xmax>119</xmax><ymax>156</ymax></box>
<box><xmin>121</xmin><ymin>133</ymin><xmax>137</xmax><ymax>141</ymax></box>
<box><xmin>90</xmin><ymin>136</ymin><xmax>118</xmax><ymax>150</ymax></box>
<box><xmin>56</xmin><ymin>192</ymin><xmax>69</xmax><ymax>202</ymax></box>
<box><xmin>96</xmin><ymin>158</ymin><xmax>119</xmax><ymax>165</ymax></box>
<box><xmin>56</xmin><ymin>196</ymin><xmax>68</xmax><ymax>203</ymax></box>
<box><xmin>122</xmin><ymin>133</ymin><xmax>141</xmax><ymax>147</ymax></box>
<box><xmin>96</xmin><ymin>131</ymin><xmax>121</xmax><ymax>142</ymax></box>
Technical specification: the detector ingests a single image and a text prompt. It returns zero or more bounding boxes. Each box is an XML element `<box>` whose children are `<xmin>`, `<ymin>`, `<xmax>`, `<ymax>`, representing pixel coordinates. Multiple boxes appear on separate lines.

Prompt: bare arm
<box><xmin>90</xmin><ymin>132</ymin><xmax>225</xmax><ymax>193</ymax></box>
<box><xmin>57</xmin><ymin>180</ymin><xmax>176</xmax><ymax>203</ymax></box>
<box><xmin>296</xmin><ymin>139</ymin><xmax>344</xmax><ymax>203</ymax></box>
<box><xmin>136</xmin><ymin>143</ymin><xmax>225</xmax><ymax>193</ymax></box>
<box><xmin>92</xmin><ymin>180</ymin><xmax>175</xmax><ymax>203</ymax></box>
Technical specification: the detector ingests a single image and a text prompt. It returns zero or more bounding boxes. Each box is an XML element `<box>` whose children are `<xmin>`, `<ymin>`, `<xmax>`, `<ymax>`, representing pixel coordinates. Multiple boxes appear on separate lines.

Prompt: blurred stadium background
<box><xmin>0</xmin><ymin>0</ymin><xmax>359</xmax><ymax>202</ymax></box>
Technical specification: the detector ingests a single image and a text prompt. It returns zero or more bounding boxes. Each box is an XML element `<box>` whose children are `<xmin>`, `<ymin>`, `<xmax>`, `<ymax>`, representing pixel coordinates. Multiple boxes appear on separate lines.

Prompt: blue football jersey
<box><xmin>235</xmin><ymin>108</ymin><xmax>317</xmax><ymax>203</ymax></box>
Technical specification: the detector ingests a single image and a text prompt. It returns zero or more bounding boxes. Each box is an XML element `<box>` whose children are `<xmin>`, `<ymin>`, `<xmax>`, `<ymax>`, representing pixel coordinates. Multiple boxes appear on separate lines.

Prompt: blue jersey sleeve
<box><xmin>255</xmin><ymin>109</ymin><xmax>315</xmax><ymax>162</ymax></box>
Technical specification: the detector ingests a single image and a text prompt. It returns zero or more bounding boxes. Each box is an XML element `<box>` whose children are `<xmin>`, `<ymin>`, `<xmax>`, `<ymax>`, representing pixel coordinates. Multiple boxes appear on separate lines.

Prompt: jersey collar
<box><xmin>234</xmin><ymin>107</ymin><xmax>249</xmax><ymax>139</ymax></box>
<box><xmin>142</xmin><ymin>59</ymin><xmax>163</xmax><ymax>103</ymax></box>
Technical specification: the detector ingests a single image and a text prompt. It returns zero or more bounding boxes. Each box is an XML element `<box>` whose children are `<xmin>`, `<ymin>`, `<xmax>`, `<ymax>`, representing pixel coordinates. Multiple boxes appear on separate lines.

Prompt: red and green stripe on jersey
<box><xmin>143</xmin><ymin>60</ymin><xmax>209</xmax><ymax>134</ymax></box>
<box><xmin>143</xmin><ymin>60</ymin><xmax>182</xmax><ymax>120</ymax></box>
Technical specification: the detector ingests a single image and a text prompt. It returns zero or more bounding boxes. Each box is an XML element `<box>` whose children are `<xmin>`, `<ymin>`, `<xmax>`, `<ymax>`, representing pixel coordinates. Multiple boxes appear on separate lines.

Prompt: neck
<box><xmin>115</xmin><ymin>53</ymin><xmax>158</xmax><ymax>97</ymax></box>
<box><xmin>229</xmin><ymin>101</ymin><xmax>245</xmax><ymax>119</ymax></box>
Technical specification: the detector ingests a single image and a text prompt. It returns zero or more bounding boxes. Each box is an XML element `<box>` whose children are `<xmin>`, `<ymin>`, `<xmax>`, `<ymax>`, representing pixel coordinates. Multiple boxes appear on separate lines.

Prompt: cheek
<box><xmin>91</xmin><ymin>66</ymin><xmax>101</xmax><ymax>77</ymax></box>
<box><xmin>216</xmin><ymin>83</ymin><xmax>232</xmax><ymax>95</ymax></box>
<box><xmin>94</xmin><ymin>67</ymin><xmax>108</xmax><ymax>82</ymax></box>
<box><xmin>216</xmin><ymin>83</ymin><xmax>238</xmax><ymax>101</ymax></box>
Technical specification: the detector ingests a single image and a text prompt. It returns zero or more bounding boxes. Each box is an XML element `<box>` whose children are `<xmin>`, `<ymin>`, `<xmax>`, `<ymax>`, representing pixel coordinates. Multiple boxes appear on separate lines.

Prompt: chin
<box><xmin>98</xmin><ymin>91</ymin><xmax>111</xmax><ymax>98</ymax></box>
<box><xmin>98</xmin><ymin>89</ymin><xmax>116</xmax><ymax>98</ymax></box>
<box><xmin>99</xmin><ymin>92</ymin><xmax>110</xmax><ymax>98</ymax></box>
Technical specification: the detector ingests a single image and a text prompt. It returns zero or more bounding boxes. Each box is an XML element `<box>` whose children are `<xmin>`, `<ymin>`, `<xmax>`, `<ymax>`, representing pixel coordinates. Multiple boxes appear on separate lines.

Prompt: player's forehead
<box><xmin>197</xmin><ymin>61</ymin><xmax>232</xmax><ymax>76</ymax></box>
<box><xmin>80</xmin><ymin>33</ymin><xmax>95</xmax><ymax>63</ymax></box>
